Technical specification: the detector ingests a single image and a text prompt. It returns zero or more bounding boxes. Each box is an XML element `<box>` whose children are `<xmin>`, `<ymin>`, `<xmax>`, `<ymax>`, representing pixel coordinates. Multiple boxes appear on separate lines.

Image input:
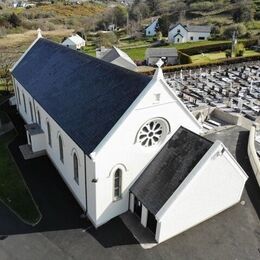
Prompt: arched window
<box><xmin>37</xmin><ymin>110</ymin><xmax>41</xmax><ymax>126</ymax></box>
<box><xmin>59</xmin><ymin>135</ymin><xmax>64</xmax><ymax>163</ymax></box>
<box><xmin>29</xmin><ymin>101</ymin><xmax>33</xmax><ymax>122</ymax></box>
<box><xmin>22</xmin><ymin>93</ymin><xmax>27</xmax><ymax>113</ymax></box>
<box><xmin>114</xmin><ymin>169</ymin><xmax>122</xmax><ymax>200</ymax></box>
<box><xmin>73</xmin><ymin>153</ymin><xmax>79</xmax><ymax>184</ymax></box>
<box><xmin>47</xmin><ymin>121</ymin><xmax>52</xmax><ymax>147</ymax></box>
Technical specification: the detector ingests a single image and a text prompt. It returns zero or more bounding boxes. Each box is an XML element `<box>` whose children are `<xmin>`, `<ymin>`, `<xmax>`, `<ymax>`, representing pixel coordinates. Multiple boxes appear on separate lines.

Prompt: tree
<box><xmin>95</xmin><ymin>32</ymin><xmax>118</xmax><ymax>48</ymax></box>
<box><xmin>233</xmin><ymin>5</ymin><xmax>254</xmax><ymax>22</ymax></box>
<box><xmin>113</xmin><ymin>6</ymin><xmax>127</xmax><ymax>27</ymax></box>
<box><xmin>158</xmin><ymin>15</ymin><xmax>170</xmax><ymax>37</ymax></box>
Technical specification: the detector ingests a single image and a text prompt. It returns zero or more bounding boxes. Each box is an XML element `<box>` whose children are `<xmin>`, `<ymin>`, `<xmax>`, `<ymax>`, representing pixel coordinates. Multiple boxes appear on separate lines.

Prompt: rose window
<box><xmin>137</xmin><ymin>119</ymin><xmax>168</xmax><ymax>147</ymax></box>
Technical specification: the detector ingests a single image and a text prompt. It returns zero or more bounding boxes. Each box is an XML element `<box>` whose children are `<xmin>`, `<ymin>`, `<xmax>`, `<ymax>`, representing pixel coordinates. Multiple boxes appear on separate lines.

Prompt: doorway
<box><xmin>134</xmin><ymin>197</ymin><xmax>142</xmax><ymax>219</ymax></box>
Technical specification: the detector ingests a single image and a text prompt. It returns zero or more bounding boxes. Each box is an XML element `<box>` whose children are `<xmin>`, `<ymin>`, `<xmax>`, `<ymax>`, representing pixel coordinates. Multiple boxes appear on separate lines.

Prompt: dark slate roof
<box><xmin>169</xmin><ymin>23</ymin><xmax>211</xmax><ymax>33</ymax></box>
<box><xmin>101</xmin><ymin>47</ymin><xmax>119</xmax><ymax>62</ymax></box>
<box><xmin>130</xmin><ymin>127</ymin><xmax>213</xmax><ymax>215</ymax></box>
<box><xmin>146</xmin><ymin>48</ymin><xmax>178</xmax><ymax>58</ymax></box>
<box><xmin>12</xmin><ymin>38</ymin><xmax>151</xmax><ymax>155</ymax></box>
<box><xmin>186</xmin><ymin>25</ymin><xmax>212</xmax><ymax>33</ymax></box>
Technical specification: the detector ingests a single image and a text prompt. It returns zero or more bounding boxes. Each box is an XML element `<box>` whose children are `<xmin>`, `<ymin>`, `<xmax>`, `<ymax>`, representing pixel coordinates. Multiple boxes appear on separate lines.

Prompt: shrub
<box><xmin>190</xmin><ymin>1</ymin><xmax>214</xmax><ymax>12</ymax></box>
<box><xmin>223</xmin><ymin>24</ymin><xmax>247</xmax><ymax>39</ymax></box>
<box><xmin>235</xmin><ymin>43</ymin><xmax>245</xmax><ymax>57</ymax></box>
<box><xmin>8</xmin><ymin>13</ymin><xmax>21</xmax><ymax>28</ymax></box>
<box><xmin>225</xmin><ymin>49</ymin><xmax>232</xmax><ymax>58</ymax></box>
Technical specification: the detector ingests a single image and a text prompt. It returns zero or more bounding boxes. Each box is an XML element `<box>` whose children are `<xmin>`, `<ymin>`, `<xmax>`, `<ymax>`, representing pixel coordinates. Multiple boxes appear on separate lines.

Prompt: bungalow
<box><xmin>62</xmin><ymin>34</ymin><xmax>86</xmax><ymax>50</ymax></box>
<box><xmin>145</xmin><ymin>48</ymin><xmax>179</xmax><ymax>66</ymax></box>
<box><xmin>10</xmin><ymin>32</ymin><xmax>247</xmax><ymax>244</ymax></box>
<box><xmin>168</xmin><ymin>23</ymin><xmax>212</xmax><ymax>43</ymax></box>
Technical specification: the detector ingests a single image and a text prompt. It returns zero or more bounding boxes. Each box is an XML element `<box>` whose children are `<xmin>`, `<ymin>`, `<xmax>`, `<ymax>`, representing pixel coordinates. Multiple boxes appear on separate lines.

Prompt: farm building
<box><xmin>145</xmin><ymin>48</ymin><xmax>179</xmax><ymax>66</ymax></box>
<box><xmin>62</xmin><ymin>34</ymin><xmax>86</xmax><ymax>50</ymax></box>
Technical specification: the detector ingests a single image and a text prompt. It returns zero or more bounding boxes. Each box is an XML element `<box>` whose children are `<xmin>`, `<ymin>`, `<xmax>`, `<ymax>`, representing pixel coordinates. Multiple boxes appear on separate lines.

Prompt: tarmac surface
<box><xmin>0</xmin><ymin>104</ymin><xmax>259</xmax><ymax>260</ymax></box>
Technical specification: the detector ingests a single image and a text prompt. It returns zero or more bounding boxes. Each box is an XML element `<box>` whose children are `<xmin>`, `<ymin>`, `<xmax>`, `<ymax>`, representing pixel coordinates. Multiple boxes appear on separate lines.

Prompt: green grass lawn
<box><xmin>191</xmin><ymin>50</ymin><xmax>260</xmax><ymax>63</ymax></box>
<box><xmin>0</xmin><ymin>115</ymin><xmax>41</xmax><ymax>225</ymax></box>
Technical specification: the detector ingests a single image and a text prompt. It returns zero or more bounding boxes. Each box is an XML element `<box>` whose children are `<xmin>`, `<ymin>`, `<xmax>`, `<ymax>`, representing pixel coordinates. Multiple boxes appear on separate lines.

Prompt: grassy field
<box><xmin>191</xmin><ymin>50</ymin><xmax>260</xmax><ymax>63</ymax></box>
<box><xmin>0</xmin><ymin>114</ymin><xmax>41</xmax><ymax>225</ymax></box>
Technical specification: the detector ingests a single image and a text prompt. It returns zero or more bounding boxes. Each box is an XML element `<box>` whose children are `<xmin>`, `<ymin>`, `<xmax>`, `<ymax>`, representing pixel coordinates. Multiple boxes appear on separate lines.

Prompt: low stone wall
<box><xmin>247</xmin><ymin>125</ymin><xmax>260</xmax><ymax>187</ymax></box>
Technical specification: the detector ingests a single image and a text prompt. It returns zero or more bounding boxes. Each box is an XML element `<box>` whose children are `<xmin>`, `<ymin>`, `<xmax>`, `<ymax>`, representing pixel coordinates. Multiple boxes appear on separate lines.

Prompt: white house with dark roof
<box><xmin>145</xmin><ymin>19</ymin><xmax>159</xmax><ymax>37</ymax></box>
<box><xmin>62</xmin><ymin>34</ymin><xmax>86</xmax><ymax>50</ymax></box>
<box><xmin>100</xmin><ymin>46</ymin><xmax>137</xmax><ymax>71</ymax></box>
<box><xmin>10</xmin><ymin>33</ymin><xmax>248</xmax><ymax>244</ymax></box>
<box><xmin>168</xmin><ymin>24</ymin><xmax>212</xmax><ymax>43</ymax></box>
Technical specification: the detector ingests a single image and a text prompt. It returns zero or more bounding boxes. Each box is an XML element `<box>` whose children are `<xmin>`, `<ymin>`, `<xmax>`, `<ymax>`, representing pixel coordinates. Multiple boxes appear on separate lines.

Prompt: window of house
<box><xmin>29</xmin><ymin>101</ymin><xmax>34</xmax><ymax>122</ymax></box>
<box><xmin>199</xmin><ymin>37</ymin><xmax>205</xmax><ymax>40</ymax></box>
<box><xmin>17</xmin><ymin>88</ymin><xmax>21</xmax><ymax>105</ymax></box>
<box><xmin>137</xmin><ymin>118</ymin><xmax>169</xmax><ymax>148</ymax></box>
<box><xmin>22</xmin><ymin>93</ymin><xmax>27</xmax><ymax>113</ymax></box>
<box><xmin>47</xmin><ymin>121</ymin><xmax>52</xmax><ymax>147</ymax></box>
<box><xmin>73</xmin><ymin>153</ymin><xmax>79</xmax><ymax>184</ymax></box>
<box><xmin>37</xmin><ymin>110</ymin><xmax>41</xmax><ymax>126</ymax></box>
<box><xmin>190</xmin><ymin>36</ymin><xmax>194</xmax><ymax>41</ymax></box>
<box><xmin>177</xmin><ymin>29</ymin><xmax>180</xmax><ymax>33</ymax></box>
<box><xmin>114</xmin><ymin>169</ymin><xmax>122</xmax><ymax>200</ymax></box>
<box><xmin>59</xmin><ymin>135</ymin><xmax>64</xmax><ymax>163</ymax></box>
<box><xmin>177</xmin><ymin>38</ymin><xmax>180</xmax><ymax>43</ymax></box>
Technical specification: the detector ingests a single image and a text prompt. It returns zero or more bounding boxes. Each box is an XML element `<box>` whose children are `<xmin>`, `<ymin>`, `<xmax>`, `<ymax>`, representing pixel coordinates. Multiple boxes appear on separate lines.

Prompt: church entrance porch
<box><xmin>129</xmin><ymin>192</ymin><xmax>158</xmax><ymax>238</ymax></box>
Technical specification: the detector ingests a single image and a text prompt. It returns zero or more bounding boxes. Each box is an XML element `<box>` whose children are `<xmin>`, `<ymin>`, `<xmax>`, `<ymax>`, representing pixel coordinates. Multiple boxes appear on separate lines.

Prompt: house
<box><xmin>101</xmin><ymin>46</ymin><xmax>137</xmax><ymax>71</ymax></box>
<box><xmin>10</xmin><ymin>34</ymin><xmax>248</xmax><ymax>244</ymax></box>
<box><xmin>145</xmin><ymin>19</ymin><xmax>159</xmax><ymax>37</ymax></box>
<box><xmin>145</xmin><ymin>48</ymin><xmax>179</xmax><ymax>66</ymax></box>
<box><xmin>168</xmin><ymin>24</ymin><xmax>212</xmax><ymax>43</ymax></box>
<box><xmin>62</xmin><ymin>34</ymin><xmax>86</xmax><ymax>50</ymax></box>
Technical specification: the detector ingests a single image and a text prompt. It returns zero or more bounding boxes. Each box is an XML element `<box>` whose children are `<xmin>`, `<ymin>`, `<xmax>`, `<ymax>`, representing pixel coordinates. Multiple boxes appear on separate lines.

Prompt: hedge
<box><xmin>141</xmin><ymin>54</ymin><xmax>260</xmax><ymax>75</ymax></box>
<box><xmin>179</xmin><ymin>39</ymin><xmax>258</xmax><ymax>56</ymax></box>
<box><xmin>178</xmin><ymin>51</ymin><xmax>192</xmax><ymax>64</ymax></box>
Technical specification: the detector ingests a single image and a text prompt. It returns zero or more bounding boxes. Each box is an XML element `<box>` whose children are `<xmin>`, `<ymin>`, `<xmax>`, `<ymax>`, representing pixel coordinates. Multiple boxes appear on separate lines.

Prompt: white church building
<box><xmin>10</xmin><ymin>34</ymin><xmax>248</xmax><ymax>244</ymax></box>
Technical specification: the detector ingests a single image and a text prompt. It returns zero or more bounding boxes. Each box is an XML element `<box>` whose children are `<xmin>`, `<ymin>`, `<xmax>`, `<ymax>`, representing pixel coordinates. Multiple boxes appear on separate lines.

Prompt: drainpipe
<box><xmin>84</xmin><ymin>154</ymin><xmax>88</xmax><ymax>215</ymax></box>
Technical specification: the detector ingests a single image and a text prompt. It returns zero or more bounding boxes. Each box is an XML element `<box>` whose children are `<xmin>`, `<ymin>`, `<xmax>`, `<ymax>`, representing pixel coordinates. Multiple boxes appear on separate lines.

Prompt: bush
<box><xmin>190</xmin><ymin>1</ymin><xmax>214</xmax><ymax>12</ymax></box>
<box><xmin>223</xmin><ymin>24</ymin><xmax>247</xmax><ymax>39</ymax></box>
<box><xmin>235</xmin><ymin>43</ymin><xmax>245</xmax><ymax>57</ymax></box>
<box><xmin>225</xmin><ymin>49</ymin><xmax>232</xmax><ymax>58</ymax></box>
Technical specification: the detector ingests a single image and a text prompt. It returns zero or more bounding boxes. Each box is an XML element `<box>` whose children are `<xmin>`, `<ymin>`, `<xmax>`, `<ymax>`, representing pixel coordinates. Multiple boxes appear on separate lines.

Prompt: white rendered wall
<box><xmin>13</xmin><ymin>78</ymin><xmax>89</xmax><ymax>211</ymax></box>
<box><xmin>168</xmin><ymin>25</ymin><xmax>211</xmax><ymax>43</ymax></box>
<box><xmin>187</xmin><ymin>31</ymin><xmax>211</xmax><ymax>41</ymax></box>
<box><xmin>112</xmin><ymin>57</ymin><xmax>137</xmax><ymax>71</ymax></box>
<box><xmin>155</xmin><ymin>142</ymin><xmax>248</xmax><ymax>243</ymax></box>
<box><xmin>91</xmin><ymin>78</ymin><xmax>202</xmax><ymax>226</ymax></box>
<box><xmin>145</xmin><ymin>20</ymin><xmax>158</xmax><ymax>36</ymax></box>
<box><xmin>168</xmin><ymin>25</ymin><xmax>188</xmax><ymax>43</ymax></box>
<box><xmin>31</xmin><ymin>133</ymin><xmax>46</xmax><ymax>152</ymax></box>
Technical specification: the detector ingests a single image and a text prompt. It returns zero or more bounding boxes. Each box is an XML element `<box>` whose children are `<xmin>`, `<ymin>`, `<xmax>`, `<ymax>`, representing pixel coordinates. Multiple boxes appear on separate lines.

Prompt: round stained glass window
<box><xmin>137</xmin><ymin>118</ymin><xmax>169</xmax><ymax>147</ymax></box>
